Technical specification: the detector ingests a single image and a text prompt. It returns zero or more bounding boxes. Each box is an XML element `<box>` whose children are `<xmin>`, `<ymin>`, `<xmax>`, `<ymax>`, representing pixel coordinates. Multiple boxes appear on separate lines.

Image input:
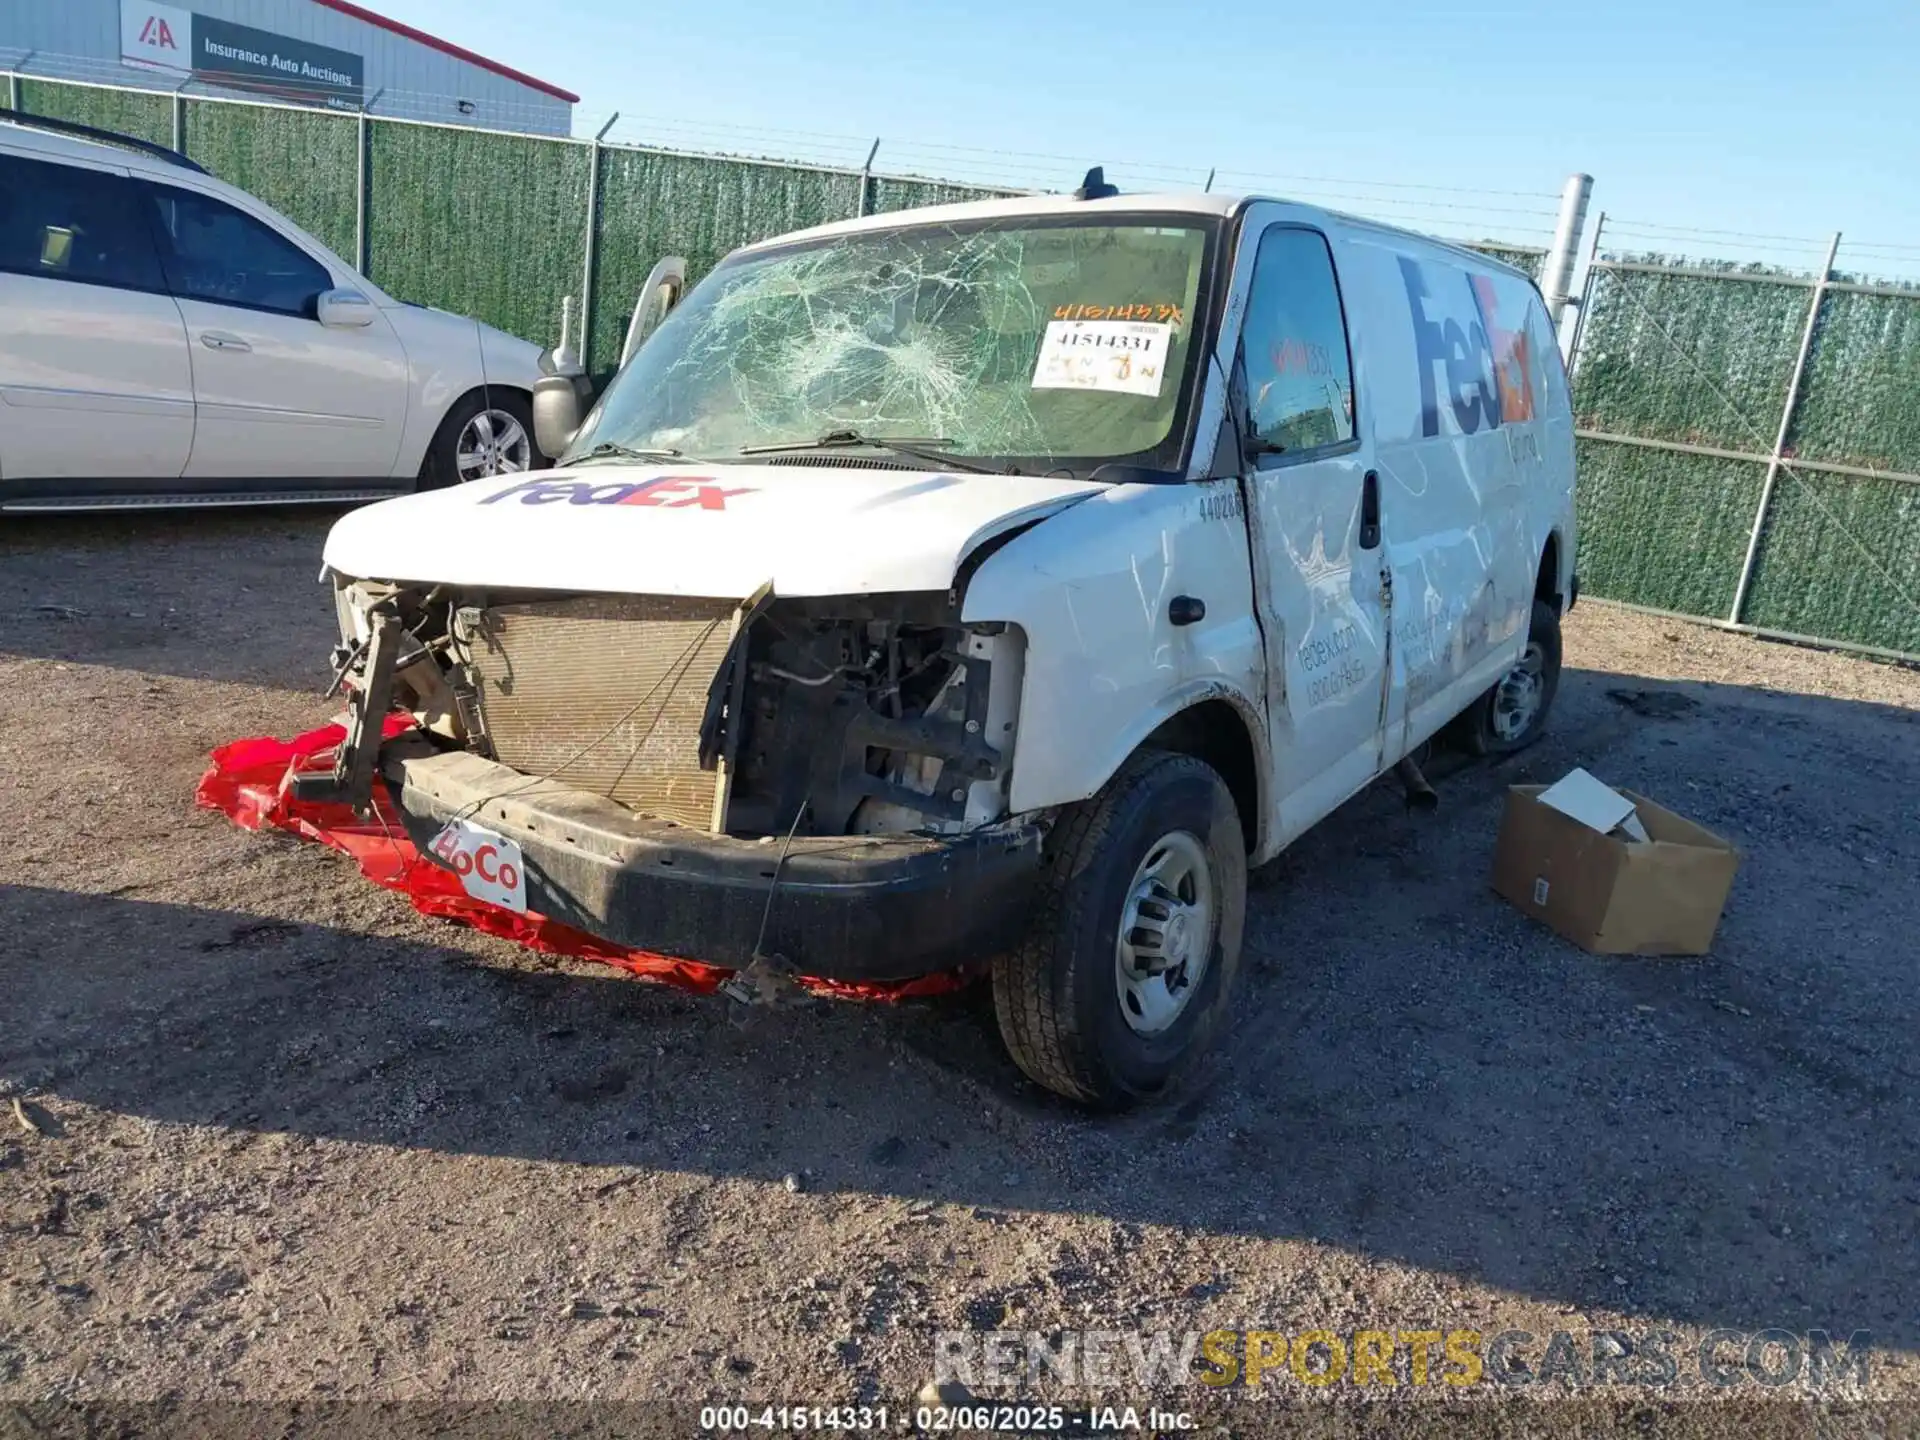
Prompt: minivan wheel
<box><xmin>992</xmin><ymin>751</ymin><xmax>1247</xmax><ymax>1108</ymax></box>
<box><xmin>1450</xmin><ymin>598</ymin><xmax>1563</xmax><ymax>756</ymax></box>
<box><xmin>419</xmin><ymin>391</ymin><xmax>542</xmax><ymax>491</ymax></box>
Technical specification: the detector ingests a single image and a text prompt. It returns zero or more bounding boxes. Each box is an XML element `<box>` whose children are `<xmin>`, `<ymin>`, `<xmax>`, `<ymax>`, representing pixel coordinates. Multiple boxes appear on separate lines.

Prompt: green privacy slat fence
<box><xmin>1574</xmin><ymin>262</ymin><xmax>1807</xmax><ymax>452</ymax></box>
<box><xmin>1790</xmin><ymin>286</ymin><xmax>1920</xmax><ymax>474</ymax></box>
<box><xmin>1571</xmin><ymin>439</ymin><xmax>1765</xmax><ymax>620</ymax></box>
<box><xmin>16</xmin><ymin>78</ymin><xmax>173</xmax><ymax>147</ymax></box>
<box><xmin>182</xmin><ymin>99</ymin><xmax>358</xmax><ymax>260</ymax></box>
<box><xmin>1741</xmin><ymin>472</ymin><xmax>1920</xmax><ymax>654</ymax></box>
<box><xmin>1571</xmin><ymin>253</ymin><xmax>1920</xmax><ymax>658</ymax></box>
<box><xmin>10</xmin><ymin>78</ymin><xmax>1913</xmax><ymax>655</ymax></box>
<box><xmin>588</xmin><ymin>148</ymin><xmax>867</xmax><ymax>373</ymax></box>
<box><xmin>367</xmin><ymin>122</ymin><xmax>593</xmax><ymax>352</ymax></box>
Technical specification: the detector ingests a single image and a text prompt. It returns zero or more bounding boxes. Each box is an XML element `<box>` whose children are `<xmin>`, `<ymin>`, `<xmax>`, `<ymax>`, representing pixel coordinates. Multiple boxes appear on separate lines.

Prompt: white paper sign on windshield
<box><xmin>1031</xmin><ymin>320</ymin><xmax>1172</xmax><ymax>398</ymax></box>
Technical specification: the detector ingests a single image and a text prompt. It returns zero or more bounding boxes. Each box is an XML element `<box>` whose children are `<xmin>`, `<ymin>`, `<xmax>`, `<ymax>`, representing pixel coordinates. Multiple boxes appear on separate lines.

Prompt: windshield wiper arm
<box><xmin>567</xmin><ymin>441</ymin><xmax>686</xmax><ymax>466</ymax></box>
<box><xmin>737</xmin><ymin>430</ymin><xmax>1005</xmax><ymax>474</ymax></box>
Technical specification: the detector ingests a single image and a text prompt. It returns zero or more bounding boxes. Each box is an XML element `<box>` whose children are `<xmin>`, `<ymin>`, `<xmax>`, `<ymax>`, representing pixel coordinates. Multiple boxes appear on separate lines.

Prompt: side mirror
<box><xmin>317</xmin><ymin>288</ymin><xmax>376</xmax><ymax>329</ymax></box>
<box><xmin>619</xmin><ymin>256</ymin><xmax>687</xmax><ymax>370</ymax></box>
<box><xmin>532</xmin><ymin>374</ymin><xmax>586</xmax><ymax>459</ymax></box>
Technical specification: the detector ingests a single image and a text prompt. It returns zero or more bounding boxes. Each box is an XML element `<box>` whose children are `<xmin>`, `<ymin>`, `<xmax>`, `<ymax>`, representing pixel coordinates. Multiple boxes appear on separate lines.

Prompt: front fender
<box><xmin>960</xmin><ymin>480</ymin><xmax>1267</xmax><ymax>824</ymax></box>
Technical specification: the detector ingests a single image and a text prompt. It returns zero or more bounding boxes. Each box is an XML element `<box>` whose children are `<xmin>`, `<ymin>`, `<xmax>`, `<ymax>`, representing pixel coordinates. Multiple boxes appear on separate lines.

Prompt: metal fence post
<box><xmin>5</xmin><ymin>71</ymin><xmax>17</xmax><ymax>111</ymax></box>
<box><xmin>855</xmin><ymin>138</ymin><xmax>880</xmax><ymax>217</ymax></box>
<box><xmin>170</xmin><ymin>80</ymin><xmax>187</xmax><ymax>154</ymax></box>
<box><xmin>1727</xmin><ymin>230</ymin><xmax>1842</xmax><ymax>626</ymax></box>
<box><xmin>1540</xmin><ymin>172</ymin><xmax>1594</xmax><ymax>326</ymax></box>
<box><xmin>1563</xmin><ymin>210</ymin><xmax>1606</xmax><ymax>372</ymax></box>
<box><xmin>578</xmin><ymin>113</ymin><xmax>619</xmax><ymax>375</ymax></box>
<box><xmin>353</xmin><ymin>89</ymin><xmax>384</xmax><ymax>277</ymax></box>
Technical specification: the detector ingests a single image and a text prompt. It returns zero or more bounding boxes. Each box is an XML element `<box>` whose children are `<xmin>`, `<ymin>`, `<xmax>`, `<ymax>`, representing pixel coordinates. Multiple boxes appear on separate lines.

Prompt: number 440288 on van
<box><xmin>309</xmin><ymin>174</ymin><xmax>1577</xmax><ymax>1108</ymax></box>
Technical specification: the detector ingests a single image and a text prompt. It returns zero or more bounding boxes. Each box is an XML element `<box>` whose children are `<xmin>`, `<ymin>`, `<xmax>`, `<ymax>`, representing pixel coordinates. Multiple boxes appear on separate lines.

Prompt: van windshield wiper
<box><xmin>736</xmin><ymin>430</ymin><xmax>1006</xmax><ymax>475</ymax></box>
<box><xmin>567</xmin><ymin>441</ymin><xmax>687</xmax><ymax>466</ymax></box>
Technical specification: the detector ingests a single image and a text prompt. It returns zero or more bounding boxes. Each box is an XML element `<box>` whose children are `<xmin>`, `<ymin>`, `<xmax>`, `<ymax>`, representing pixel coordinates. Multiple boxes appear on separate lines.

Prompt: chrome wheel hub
<box><xmin>456</xmin><ymin>408</ymin><xmax>531</xmax><ymax>482</ymax></box>
<box><xmin>1491</xmin><ymin>641</ymin><xmax>1547</xmax><ymax>742</ymax></box>
<box><xmin>1115</xmin><ymin>830</ymin><xmax>1215</xmax><ymax>1036</ymax></box>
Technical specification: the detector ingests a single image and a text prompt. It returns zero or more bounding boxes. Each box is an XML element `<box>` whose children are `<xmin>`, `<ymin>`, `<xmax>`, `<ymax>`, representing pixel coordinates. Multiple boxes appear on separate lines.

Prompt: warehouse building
<box><xmin>1</xmin><ymin>0</ymin><xmax>576</xmax><ymax>135</ymax></box>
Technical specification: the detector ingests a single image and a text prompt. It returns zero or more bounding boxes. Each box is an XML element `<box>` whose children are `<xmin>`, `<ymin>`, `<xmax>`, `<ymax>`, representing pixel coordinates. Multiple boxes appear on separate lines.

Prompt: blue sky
<box><xmin>383</xmin><ymin>0</ymin><xmax>1920</xmax><ymax>274</ymax></box>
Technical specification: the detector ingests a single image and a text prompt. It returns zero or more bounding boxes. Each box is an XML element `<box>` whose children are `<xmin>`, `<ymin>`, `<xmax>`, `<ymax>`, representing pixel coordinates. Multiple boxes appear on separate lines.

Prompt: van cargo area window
<box><xmin>567</xmin><ymin>215</ymin><xmax>1221</xmax><ymax>479</ymax></box>
<box><xmin>1241</xmin><ymin>227</ymin><xmax>1356</xmax><ymax>456</ymax></box>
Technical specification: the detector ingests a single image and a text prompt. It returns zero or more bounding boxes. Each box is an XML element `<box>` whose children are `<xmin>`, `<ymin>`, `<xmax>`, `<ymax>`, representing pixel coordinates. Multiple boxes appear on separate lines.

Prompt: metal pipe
<box><xmin>1575</xmin><ymin>426</ymin><xmax>1920</xmax><ymax>487</ymax></box>
<box><xmin>1539</xmin><ymin>172</ymin><xmax>1593</xmax><ymax>324</ymax></box>
<box><xmin>353</xmin><ymin>98</ymin><xmax>376</xmax><ymax>275</ymax></box>
<box><xmin>855</xmin><ymin>137</ymin><xmax>880</xmax><ymax>217</ymax></box>
<box><xmin>1563</xmin><ymin>210</ymin><xmax>1605</xmax><ymax>371</ymax></box>
<box><xmin>576</xmin><ymin>112</ymin><xmax>619</xmax><ymax>376</ymax></box>
<box><xmin>5</xmin><ymin>71</ymin><xmax>16</xmax><ymax>111</ymax></box>
<box><xmin>170</xmin><ymin>78</ymin><xmax>189</xmax><ymax>154</ymax></box>
<box><xmin>1728</xmin><ymin>230</ymin><xmax>1842</xmax><ymax>625</ymax></box>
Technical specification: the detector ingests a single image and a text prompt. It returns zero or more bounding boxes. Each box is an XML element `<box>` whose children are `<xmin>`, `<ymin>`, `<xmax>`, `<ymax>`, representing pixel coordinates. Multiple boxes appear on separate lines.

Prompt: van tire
<box><xmin>418</xmin><ymin>389</ymin><xmax>543</xmax><ymax>491</ymax></box>
<box><xmin>1450</xmin><ymin>599</ymin><xmax>1563</xmax><ymax>756</ymax></box>
<box><xmin>992</xmin><ymin>751</ymin><xmax>1247</xmax><ymax>1109</ymax></box>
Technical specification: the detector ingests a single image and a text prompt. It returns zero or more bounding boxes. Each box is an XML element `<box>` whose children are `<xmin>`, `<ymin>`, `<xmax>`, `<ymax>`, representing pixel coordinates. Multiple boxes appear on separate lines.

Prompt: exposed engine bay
<box><xmin>323</xmin><ymin>578</ymin><xmax>1024</xmax><ymax>839</ymax></box>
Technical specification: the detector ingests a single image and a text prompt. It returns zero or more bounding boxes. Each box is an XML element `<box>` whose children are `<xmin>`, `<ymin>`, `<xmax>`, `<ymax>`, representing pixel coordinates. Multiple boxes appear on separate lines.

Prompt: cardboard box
<box><xmin>1491</xmin><ymin>780</ymin><xmax>1740</xmax><ymax>956</ymax></box>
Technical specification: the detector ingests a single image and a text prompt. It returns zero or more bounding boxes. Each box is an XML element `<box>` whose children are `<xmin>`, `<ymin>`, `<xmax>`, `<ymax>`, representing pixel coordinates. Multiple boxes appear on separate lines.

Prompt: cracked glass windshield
<box><xmin>568</xmin><ymin>216</ymin><xmax>1217</xmax><ymax>475</ymax></box>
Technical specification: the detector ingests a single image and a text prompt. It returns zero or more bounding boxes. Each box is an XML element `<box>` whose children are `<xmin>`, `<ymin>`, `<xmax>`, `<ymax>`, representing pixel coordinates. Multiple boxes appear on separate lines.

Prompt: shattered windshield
<box><xmin>567</xmin><ymin>215</ymin><xmax>1219</xmax><ymax>476</ymax></box>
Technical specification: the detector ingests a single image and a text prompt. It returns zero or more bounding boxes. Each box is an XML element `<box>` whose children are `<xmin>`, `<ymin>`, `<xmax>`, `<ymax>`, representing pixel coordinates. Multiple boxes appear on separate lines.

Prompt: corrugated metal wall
<box><xmin>1</xmin><ymin>0</ymin><xmax>572</xmax><ymax>134</ymax></box>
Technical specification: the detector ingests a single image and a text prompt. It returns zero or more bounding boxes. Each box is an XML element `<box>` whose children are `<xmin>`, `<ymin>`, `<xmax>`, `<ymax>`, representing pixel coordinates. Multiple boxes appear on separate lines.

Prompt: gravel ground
<box><xmin>2</xmin><ymin>509</ymin><xmax>1917</xmax><ymax>1430</ymax></box>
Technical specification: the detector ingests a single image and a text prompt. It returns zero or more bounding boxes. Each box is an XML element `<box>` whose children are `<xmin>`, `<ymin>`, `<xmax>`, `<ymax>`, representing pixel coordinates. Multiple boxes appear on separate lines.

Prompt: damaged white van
<box><xmin>313</xmin><ymin>181</ymin><xmax>1576</xmax><ymax>1107</ymax></box>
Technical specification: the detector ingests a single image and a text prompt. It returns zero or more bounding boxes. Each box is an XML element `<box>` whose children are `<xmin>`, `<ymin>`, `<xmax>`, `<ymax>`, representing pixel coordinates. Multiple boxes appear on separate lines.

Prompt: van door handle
<box><xmin>1358</xmin><ymin>469</ymin><xmax>1381</xmax><ymax>550</ymax></box>
<box><xmin>200</xmin><ymin>332</ymin><xmax>252</xmax><ymax>353</ymax></box>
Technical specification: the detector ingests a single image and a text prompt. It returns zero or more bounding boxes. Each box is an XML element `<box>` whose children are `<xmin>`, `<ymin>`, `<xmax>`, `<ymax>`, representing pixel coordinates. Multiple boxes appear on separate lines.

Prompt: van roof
<box><xmin>747</xmin><ymin>189</ymin><xmax>1537</xmax><ymax>283</ymax></box>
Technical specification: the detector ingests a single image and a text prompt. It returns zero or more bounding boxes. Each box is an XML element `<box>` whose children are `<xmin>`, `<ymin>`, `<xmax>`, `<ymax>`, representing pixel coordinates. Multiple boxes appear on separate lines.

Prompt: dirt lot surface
<box><xmin>3</xmin><ymin>510</ymin><xmax>1917</xmax><ymax>1429</ymax></box>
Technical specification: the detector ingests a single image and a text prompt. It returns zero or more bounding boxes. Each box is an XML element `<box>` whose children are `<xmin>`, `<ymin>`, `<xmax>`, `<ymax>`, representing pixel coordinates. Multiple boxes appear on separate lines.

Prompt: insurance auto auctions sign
<box><xmin>120</xmin><ymin>0</ymin><xmax>365</xmax><ymax>109</ymax></box>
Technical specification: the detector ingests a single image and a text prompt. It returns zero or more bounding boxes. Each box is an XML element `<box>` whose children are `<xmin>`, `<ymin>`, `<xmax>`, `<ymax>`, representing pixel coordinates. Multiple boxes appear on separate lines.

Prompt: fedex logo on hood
<box><xmin>480</xmin><ymin>476</ymin><xmax>754</xmax><ymax>511</ymax></box>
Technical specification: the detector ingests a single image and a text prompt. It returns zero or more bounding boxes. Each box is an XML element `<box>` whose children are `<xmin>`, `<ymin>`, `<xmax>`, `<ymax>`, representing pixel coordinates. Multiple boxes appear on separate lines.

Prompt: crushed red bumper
<box><xmin>195</xmin><ymin>722</ymin><xmax>967</xmax><ymax>1002</ymax></box>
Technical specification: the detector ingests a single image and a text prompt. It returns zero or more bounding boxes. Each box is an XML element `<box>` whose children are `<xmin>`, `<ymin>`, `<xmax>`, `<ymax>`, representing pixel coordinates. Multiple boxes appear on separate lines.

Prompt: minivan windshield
<box><xmin>566</xmin><ymin>214</ymin><xmax>1220</xmax><ymax>477</ymax></box>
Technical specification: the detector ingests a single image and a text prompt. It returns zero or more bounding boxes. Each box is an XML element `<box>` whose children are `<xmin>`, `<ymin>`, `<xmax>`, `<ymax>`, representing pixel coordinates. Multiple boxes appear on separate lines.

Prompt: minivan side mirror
<box><xmin>532</xmin><ymin>374</ymin><xmax>587</xmax><ymax>459</ymax></box>
<box><xmin>316</xmin><ymin>288</ymin><xmax>376</xmax><ymax>329</ymax></box>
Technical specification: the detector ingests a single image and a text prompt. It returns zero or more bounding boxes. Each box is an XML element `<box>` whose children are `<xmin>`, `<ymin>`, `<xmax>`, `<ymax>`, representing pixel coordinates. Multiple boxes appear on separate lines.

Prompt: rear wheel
<box><xmin>992</xmin><ymin>751</ymin><xmax>1247</xmax><ymax>1108</ymax></box>
<box><xmin>1449</xmin><ymin>598</ymin><xmax>1563</xmax><ymax>756</ymax></box>
<box><xmin>419</xmin><ymin>390</ymin><xmax>541</xmax><ymax>491</ymax></box>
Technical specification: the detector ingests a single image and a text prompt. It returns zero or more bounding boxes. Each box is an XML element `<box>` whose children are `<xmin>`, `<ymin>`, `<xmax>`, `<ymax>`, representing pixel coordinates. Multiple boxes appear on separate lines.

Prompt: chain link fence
<box><xmin>25</xmin><ymin>75</ymin><xmax>1911</xmax><ymax>660</ymax></box>
<box><xmin>1570</xmin><ymin>246</ymin><xmax>1920</xmax><ymax>659</ymax></box>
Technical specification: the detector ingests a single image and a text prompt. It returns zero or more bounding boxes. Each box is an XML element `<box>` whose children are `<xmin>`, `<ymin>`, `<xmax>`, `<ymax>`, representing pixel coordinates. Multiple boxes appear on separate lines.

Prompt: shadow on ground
<box><xmin>7</xmin><ymin>656</ymin><xmax>1915</xmax><ymax>1350</ymax></box>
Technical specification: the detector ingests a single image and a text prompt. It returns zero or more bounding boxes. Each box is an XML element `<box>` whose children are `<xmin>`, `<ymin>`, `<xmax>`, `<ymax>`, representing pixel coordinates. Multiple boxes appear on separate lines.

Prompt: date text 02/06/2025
<box><xmin>697</xmin><ymin>1402</ymin><xmax>1197</xmax><ymax>1432</ymax></box>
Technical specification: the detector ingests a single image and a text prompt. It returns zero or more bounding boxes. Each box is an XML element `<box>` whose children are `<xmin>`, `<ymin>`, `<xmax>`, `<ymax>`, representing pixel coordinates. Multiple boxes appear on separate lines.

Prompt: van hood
<box><xmin>323</xmin><ymin>464</ymin><xmax>1106</xmax><ymax>598</ymax></box>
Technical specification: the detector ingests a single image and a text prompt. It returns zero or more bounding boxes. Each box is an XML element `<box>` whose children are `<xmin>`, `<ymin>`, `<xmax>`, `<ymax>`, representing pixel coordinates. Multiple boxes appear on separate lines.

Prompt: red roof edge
<box><xmin>309</xmin><ymin>0</ymin><xmax>581</xmax><ymax>104</ymax></box>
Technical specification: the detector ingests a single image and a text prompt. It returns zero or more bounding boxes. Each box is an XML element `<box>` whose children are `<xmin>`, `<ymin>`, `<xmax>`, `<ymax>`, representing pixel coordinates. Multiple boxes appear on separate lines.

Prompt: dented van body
<box><xmin>314</xmin><ymin>190</ymin><xmax>1575</xmax><ymax>1107</ymax></box>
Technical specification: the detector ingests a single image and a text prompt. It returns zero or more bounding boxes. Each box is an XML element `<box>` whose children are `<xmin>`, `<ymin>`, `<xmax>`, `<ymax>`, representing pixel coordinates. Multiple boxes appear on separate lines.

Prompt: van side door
<box><xmin>1235</xmin><ymin>220</ymin><xmax>1391</xmax><ymax>845</ymax></box>
<box><xmin>1365</xmin><ymin>247</ymin><xmax>1539</xmax><ymax>756</ymax></box>
<box><xmin>0</xmin><ymin>151</ymin><xmax>194</xmax><ymax>485</ymax></box>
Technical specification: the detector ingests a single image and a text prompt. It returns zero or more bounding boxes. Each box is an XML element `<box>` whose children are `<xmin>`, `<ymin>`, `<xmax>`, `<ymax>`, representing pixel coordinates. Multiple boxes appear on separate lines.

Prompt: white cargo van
<box><xmin>312</xmin><ymin>183</ymin><xmax>1577</xmax><ymax>1107</ymax></box>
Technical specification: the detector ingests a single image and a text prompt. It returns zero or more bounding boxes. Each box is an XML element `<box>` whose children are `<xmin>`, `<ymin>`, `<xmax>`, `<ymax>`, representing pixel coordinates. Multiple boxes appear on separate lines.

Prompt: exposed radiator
<box><xmin>457</xmin><ymin>595</ymin><xmax>735</xmax><ymax>830</ymax></box>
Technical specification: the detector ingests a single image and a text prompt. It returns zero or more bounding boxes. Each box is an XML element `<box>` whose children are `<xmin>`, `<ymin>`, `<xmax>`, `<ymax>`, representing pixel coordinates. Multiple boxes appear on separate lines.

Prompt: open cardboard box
<box><xmin>1491</xmin><ymin>770</ymin><xmax>1741</xmax><ymax>956</ymax></box>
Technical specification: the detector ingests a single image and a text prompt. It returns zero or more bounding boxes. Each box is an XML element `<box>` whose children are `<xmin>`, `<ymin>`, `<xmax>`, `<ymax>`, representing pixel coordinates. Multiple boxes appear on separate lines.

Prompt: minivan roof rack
<box><xmin>0</xmin><ymin>108</ymin><xmax>207</xmax><ymax>174</ymax></box>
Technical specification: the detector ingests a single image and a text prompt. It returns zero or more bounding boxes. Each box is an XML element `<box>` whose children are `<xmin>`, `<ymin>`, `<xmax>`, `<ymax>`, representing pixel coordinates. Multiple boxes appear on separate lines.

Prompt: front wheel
<box><xmin>1449</xmin><ymin>598</ymin><xmax>1563</xmax><ymax>756</ymax></box>
<box><xmin>992</xmin><ymin>751</ymin><xmax>1247</xmax><ymax>1108</ymax></box>
<box><xmin>418</xmin><ymin>390</ymin><xmax>542</xmax><ymax>491</ymax></box>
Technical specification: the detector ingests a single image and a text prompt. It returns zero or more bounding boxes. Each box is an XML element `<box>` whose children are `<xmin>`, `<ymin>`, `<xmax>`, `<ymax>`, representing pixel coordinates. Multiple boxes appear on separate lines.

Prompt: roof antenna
<box><xmin>1075</xmin><ymin>165</ymin><xmax>1119</xmax><ymax>200</ymax></box>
